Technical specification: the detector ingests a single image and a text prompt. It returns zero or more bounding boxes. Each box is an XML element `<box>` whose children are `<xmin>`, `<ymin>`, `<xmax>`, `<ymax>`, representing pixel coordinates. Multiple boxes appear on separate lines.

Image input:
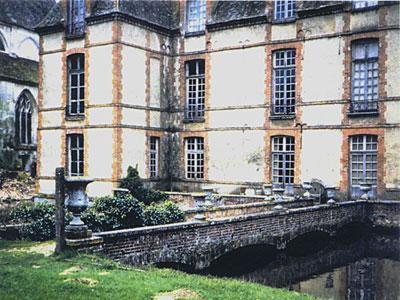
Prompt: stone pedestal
<box><xmin>65</xmin><ymin>235</ymin><xmax>104</xmax><ymax>252</ymax></box>
<box><xmin>65</xmin><ymin>225</ymin><xmax>92</xmax><ymax>239</ymax></box>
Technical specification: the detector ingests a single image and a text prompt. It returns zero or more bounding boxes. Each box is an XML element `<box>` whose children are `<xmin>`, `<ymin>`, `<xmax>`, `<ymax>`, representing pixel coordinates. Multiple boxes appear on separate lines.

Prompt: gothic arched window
<box><xmin>0</xmin><ymin>33</ymin><xmax>6</xmax><ymax>51</ymax></box>
<box><xmin>15</xmin><ymin>93</ymin><xmax>33</xmax><ymax>145</ymax></box>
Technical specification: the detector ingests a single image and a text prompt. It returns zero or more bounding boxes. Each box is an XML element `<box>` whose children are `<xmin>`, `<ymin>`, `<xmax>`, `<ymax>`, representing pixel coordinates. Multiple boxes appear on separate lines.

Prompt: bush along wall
<box><xmin>8</xmin><ymin>195</ymin><xmax>184</xmax><ymax>241</ymax></box>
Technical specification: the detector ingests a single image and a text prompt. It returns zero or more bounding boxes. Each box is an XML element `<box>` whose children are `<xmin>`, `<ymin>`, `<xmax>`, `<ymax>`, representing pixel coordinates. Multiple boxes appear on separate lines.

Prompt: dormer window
<box><xmin>67</xmin><ymin>0</ymin><xmax>85</xmax><ymax>37</ymax></box>
<box><xmin>186</xmin><ymin>0</ymin><xmax>206</xmax><ymax>33</ymax></box>
<box><xmin>274</xmin><ymin>0</ymin><xmax>296</xmax><ymax>21</ymax></box>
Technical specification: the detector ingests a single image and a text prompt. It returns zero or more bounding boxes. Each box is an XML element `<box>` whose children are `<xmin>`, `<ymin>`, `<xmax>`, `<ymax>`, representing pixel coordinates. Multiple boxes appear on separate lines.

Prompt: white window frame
<box><xmin>274</xmin><ymin>0</ymin><xmax>296</xmax><ymax>21</ymax></box>
<box><xmin>185</xmin><ymin>137</ymin><xmax>204</xmax><ymax>179</ymax></box>
<box><xmin>271</xmin><ymin>136</ymin><xmax>295</xmax><ymax>186</ymax></box>
<box><xmin>186</xmin><ymin>0</ymin><xmax>206</xmax><ymax>33</ymax></box>
<box><xmin>272</xmin><ymin>49</ymin><xmax>296</xmax><ymax>115</ymax></box>
<box><xmin>68</xmin><ymin>134</ymin><xmax>84</xmax><ymax>176</ymax></box>
<box><xmin>351</xmin><ymin>40</ymin><xmax>379</xmax><ymax>112</ymax></box>
<box><xmin>67</xmin><ymin>54</ymin><xmax>85</xmax><ymax>115</ymax></box>
<box><xmin>185</xmin><ymin>60</ymin><xmax>205</xmax><ymax>120</ymax></box>
<box><xmin>149</xmin><ymin>136</ymin><xmax>159</xmax><ymax>178</ymax></box>
<box><xmin>350</xmin><ymin>135</ymin><xmax>377</xmax><ymax>187</ymax></box>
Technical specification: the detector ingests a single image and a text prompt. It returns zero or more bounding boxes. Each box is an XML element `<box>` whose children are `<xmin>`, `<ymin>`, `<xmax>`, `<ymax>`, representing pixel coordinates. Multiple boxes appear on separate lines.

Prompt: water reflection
<box><xmin>202</xmin><ymin>227</ymin><xmax>400</xmax><ymax>300</ymax></box>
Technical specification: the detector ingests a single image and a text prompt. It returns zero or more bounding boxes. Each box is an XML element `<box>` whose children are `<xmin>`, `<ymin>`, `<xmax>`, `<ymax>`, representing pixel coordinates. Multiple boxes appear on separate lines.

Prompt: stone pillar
<box><xmin>55</xmin><ymin>167</ymin><xmax>66</xmax><ymax>255</ymax></box>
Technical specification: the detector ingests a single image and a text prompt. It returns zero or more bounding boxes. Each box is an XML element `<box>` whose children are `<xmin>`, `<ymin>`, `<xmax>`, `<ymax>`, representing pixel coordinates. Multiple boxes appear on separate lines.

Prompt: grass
<box><xmin>0</xmin><ymin>240</ymin><xmax>318</xmax><ymax>300</ymax></box>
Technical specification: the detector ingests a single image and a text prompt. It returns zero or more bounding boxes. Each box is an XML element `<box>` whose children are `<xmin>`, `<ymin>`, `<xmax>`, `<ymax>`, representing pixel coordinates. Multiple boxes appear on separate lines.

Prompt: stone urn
<box><xmin>302</xmin><ymin>182</ymin><xmax>312</xmax><ymax>199</ymax></box>
<box><xmin>272</xmin><ymin>186</ymin><xmax>285</xmax><ymax>203</ymax></box>
<box><xmin>272</xmin><ymin>186</ymin><xmax>286</xmax><ymax>211</ymax></box>
<box><xmin>325</xmin><ymin>187</ymin><xmax>336</xmax><ymax>205</ymax></box>
<box><xmin>64</xmin><ymin>177</ymin><xmax>93</xmax><ymax>239</ymax></box>
<box><xmin>359</xmin><ymin>182</ymin><xmax>372</xmax><ymax>200</ymax></box>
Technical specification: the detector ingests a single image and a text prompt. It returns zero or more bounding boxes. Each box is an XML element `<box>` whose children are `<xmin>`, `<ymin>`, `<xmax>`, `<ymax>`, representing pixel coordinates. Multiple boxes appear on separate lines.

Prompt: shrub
<box><xmin>143</xmin><ymin>201</ymin><xmax>184</xmax><ymax>226</ymax></box>
<box><xmin>80</xmin><ymin>207</ymin><xmax>105</xmax><ymax>233</ymax></box>
<box><xmin>120</xmin><ymin>166</ymin><xmax>168</xmax><ymax>205</ymax></box>
<box><xmin>10</xmin><ymin>202</ymin><xmax>56</xmax><ymax>241</ymax></box>
<box><xmin>92</xmin><ymin>194</ymin><xmax>143</xmax><ymax>230</ymax></box>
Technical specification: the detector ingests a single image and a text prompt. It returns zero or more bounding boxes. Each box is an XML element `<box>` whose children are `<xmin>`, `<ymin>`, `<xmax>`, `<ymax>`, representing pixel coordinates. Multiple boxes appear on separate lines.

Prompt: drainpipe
<box><xmin>295</xmin><ymin>122</ymin><xmax>307</xmax><ymax>149</ymax></box>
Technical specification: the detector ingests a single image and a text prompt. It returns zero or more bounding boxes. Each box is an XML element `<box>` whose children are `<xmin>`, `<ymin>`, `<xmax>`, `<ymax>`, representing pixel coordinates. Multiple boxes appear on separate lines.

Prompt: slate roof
<box><xmin>38</xmin><ymin>0</ymin><xmax>267</xmax><ymax>32</ymax></box>
<box><xmin>37</xmin><ymin>0</ymin><xmax>180</xmax><ymax>31</ymax></box>
<box><xmin>0</xmin><ymin>52</ymin><xmax>38</xmax><ymax>86</ymax></box>
<box><xmin>0</xmin><ymin>0</ymin><xmax>54</xmax><ymax>30</ymax></box>
<box><xmin>36</xmin><ymin>1</ymin><xmax>390</xmax><ymax>34</ymax></box>
<box><xmin>210</xmin><ymin>1</ymin><xmax>266</xmax><ymax>24</ymax></box>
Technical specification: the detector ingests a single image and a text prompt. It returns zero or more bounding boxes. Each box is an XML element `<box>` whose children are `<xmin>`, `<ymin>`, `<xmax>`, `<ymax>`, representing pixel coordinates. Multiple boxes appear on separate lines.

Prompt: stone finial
<box><xmin>359</xmin><ymin>182</ymin><xmax>372</xmax><ymax>200</ymax></box>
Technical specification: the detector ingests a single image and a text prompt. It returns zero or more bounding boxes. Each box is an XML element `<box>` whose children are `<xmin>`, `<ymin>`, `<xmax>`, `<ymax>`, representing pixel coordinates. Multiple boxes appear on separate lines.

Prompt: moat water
<box><xmin>168</xmin><ymin>225</ymin><xmax>400</xmax><ymax>300</ymax></box>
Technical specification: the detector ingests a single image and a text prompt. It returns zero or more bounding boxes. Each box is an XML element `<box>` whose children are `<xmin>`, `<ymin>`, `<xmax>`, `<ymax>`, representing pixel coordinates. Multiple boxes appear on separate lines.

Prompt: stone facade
<box><xmin>36</xmin><ymin>1</ymin><xmax>400</xmax><ymax>200</ymax></box>
<box><xmin>0</xmin><ymin>1</ymin><xmax>53</xmax><ymax>172</ymax></box>
<box><xmin>71</xmin><ymin>200</ymin><xmax>400</xmax><ymax>269</ymax></box>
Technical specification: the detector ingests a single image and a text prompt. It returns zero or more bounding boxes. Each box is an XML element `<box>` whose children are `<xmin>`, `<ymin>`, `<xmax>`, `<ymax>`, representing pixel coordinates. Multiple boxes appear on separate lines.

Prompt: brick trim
<box><xmin>111</xmin><ymin>21</ymin><xmax>123</xmax><ymax>186</ymax></box>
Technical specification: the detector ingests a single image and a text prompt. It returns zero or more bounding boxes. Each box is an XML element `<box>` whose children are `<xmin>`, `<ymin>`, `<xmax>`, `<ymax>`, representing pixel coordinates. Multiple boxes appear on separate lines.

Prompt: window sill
<box><xmin>351</xmin><ymin>6</ymin><xmax>379</xmax><ymax>13</ymax></box>
<box><xmin>184</xmin><ymin>30</ymin><xmax>206</xmax><ymax>38</ymax></box>
<box><xmin>272</xmin><ymin>17</ymin><xmax>297</xmax><ymax>25</ymax></box>
<box><xmin>15</xmin><ymin>144</ymin><xmax>37</xmax><ymax>151</ymax></box>
<box><xmin>347</xmin><ymin>111</ymin><xmax>379</xmax><ymax>118</ymax></box>
<box><xmin>65</xmin><ymin>33</ymin><xmax>85</xmax><ymax>40</ymax></box>
<box><xmin>269</xmin><ymin>114</ymin><xmax>296</xmax><ymax>120</ymax></box>
<box><xmin>183</xmin><ymin>117</ymin><xmax>205</xmax><ymax>123</ymax></box>
<box><xmin>65</xmin><ymin>114</ymin><xmax>85</xmax><ymax>121</ymax></box>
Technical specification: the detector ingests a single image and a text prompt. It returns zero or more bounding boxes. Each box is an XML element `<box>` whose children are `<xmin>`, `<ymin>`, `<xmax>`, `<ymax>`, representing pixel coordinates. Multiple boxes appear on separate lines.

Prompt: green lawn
<box><xmin>0</xmin><ymin>240</ymin><xmax>317</xmax><ymax>300</ymax></box>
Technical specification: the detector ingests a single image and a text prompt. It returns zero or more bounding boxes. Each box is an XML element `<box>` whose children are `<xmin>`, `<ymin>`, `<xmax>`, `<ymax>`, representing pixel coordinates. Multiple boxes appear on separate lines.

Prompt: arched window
<box><xmin>0</xmin><ymin>32</ymin><xmax>6</xmax><ymax>52</ymax></box>
<box><xmin>15</xmin><ymin>93</ymin><xmax>33</xmax><ymax>145</ymax></box>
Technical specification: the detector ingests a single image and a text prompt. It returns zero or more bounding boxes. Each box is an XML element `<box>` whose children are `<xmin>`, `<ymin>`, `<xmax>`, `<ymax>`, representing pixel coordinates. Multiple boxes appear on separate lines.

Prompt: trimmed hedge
<box><xmin>120</xmin><ymin>166</ymin><xmax>168</xmax><ymax>205</ymax></box>
<box><xmin>9</xmin><ymin>196</ymin><xmax>184</xmax><ymax>241</ymax></box>
<box><xmin>10</xmin><ymin>202</ymin><xmax>56</xmax><ymax>241</ymax></box>
<box><xmin>143</xmin><ymin>201</ymin><xmax>184</xmax><ymax>226</ymax></box>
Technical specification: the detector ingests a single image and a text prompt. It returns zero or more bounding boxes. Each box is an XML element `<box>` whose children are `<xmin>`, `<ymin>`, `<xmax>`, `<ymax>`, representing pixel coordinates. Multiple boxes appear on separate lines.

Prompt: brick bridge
<box><xmin>76</xmin><ymin>200</ymin><xmax>400</xmax><ymax>270</ymax></box>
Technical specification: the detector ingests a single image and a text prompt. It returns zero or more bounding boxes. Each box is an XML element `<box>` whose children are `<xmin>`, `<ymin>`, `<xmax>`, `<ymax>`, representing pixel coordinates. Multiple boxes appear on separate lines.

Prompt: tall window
<box><xmin>352</xmin><ymin>1</ymin><xmax>378</xmax><ymax>9</ymax></box>
<box><xmin>149</xmin><ymin>137</ymin><xmax>160</xmax><ymax>178</ymax></box>
<box><xmin>67</xmin><ymin>54</ymin><xmax>85</xmax><ymax>115</ymax></box>
<box><xmin>186</xmin><ymin>0</ymin><xmax>206</xmax><ymax>33</ymax></box>
<box><xmin>271</xmin><ymin>136</ymin><xmax>295</xmax><ymax>185</ymax></box>
<box><xmin>272</xmin><ymin>49</ymin><xmax>296</xmax><ymax>115</ymax></box>
<box><xmin>0</xmin><ymin>36</ymin><xmax>5</xmax><ymax>51</ymax></box>
<box><xmin>185</xmin><ymin>60</ymin><xmax>205</xmax><ymax>120</ymax></box>
<box><xmin>351</xmin><ymin>40</ymin><xmax>379</xmax><ymax>112</ymax></box>
<box><xmin>186</xmin><ymin>137</ymin><xmax>204</xmax><ymax>179</ymax></box>
<box><xmin>68</xmin><ymin>134</ymin><xmax>84</xmax><ymax>176</ymax></box>
<box><xmin>15</xmin><ymin>93</ymin><xmax>33</xmax><ymax>145</ymax></box>
<box><xmin>274</xmin><ymin>0</ymin><xmax>296</xmax><ymax>21</ymax></box>
<box><xmin>67</xmin><ymin>0</ymin><xmax>85</xmax><ymax>36</ymax></box>
<box><xmin>350</xmin><ymin>135</ymin><xmax>377</xmax><ymax>186</ymax></box>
